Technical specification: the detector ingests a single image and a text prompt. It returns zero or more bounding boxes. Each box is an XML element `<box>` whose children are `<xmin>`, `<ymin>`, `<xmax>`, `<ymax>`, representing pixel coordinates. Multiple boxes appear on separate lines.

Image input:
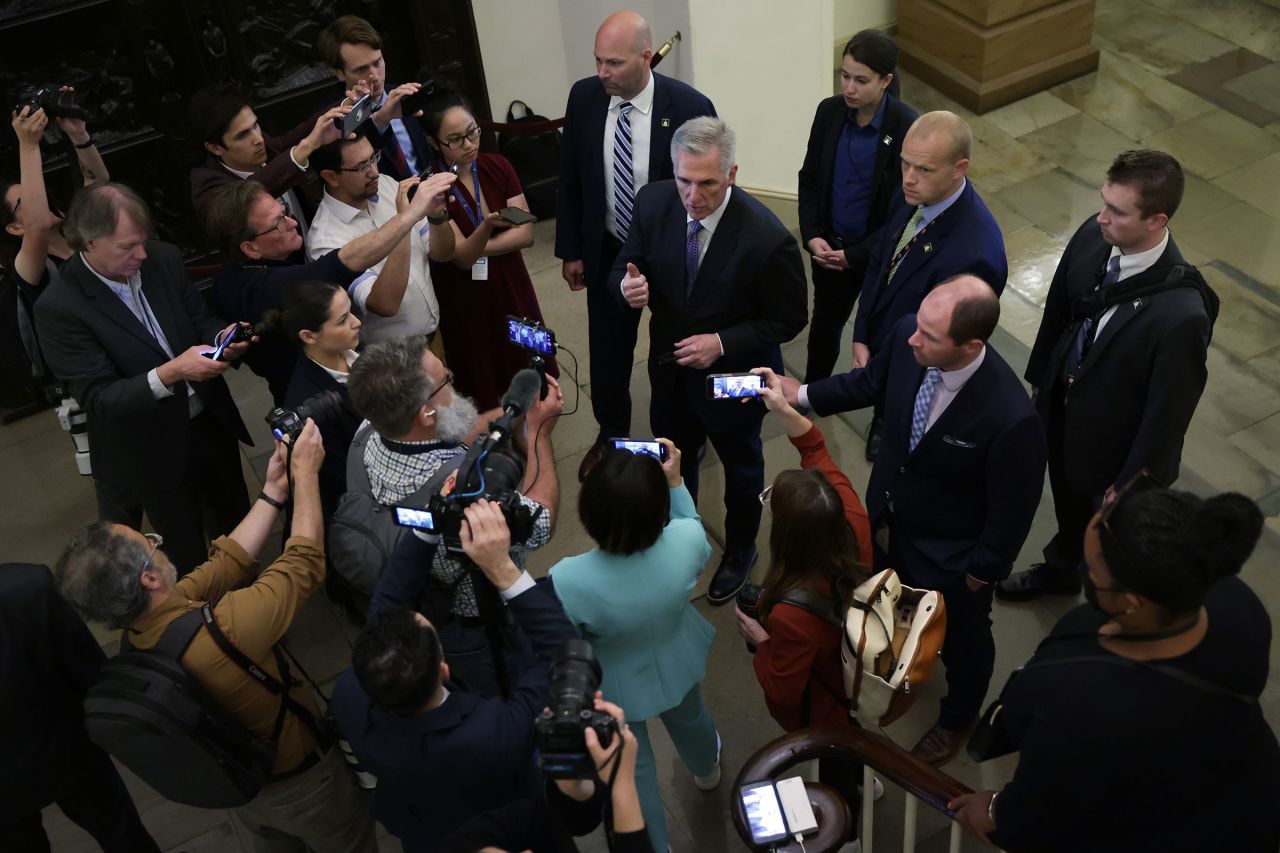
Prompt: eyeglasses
<box><xmin>439</xmin><ymin>125</ymin><xmax>482</xmax><ymax>150</ymax></box>
<box><xmin>1095</xmin><ymin>470</ymin><xmax>1163</xmax><ymax>580</ymax></box>
<box><xmin>758</xmin><ymin>485</ymin><xmax>773</xmax><ymax>509</ymax></box>
<box><xmin>427</xmin><ymin>369</ymin><xmax>454</xmax><ymax>401</ymax></box>
<box><xmin>250</xmin><ymin>200</ymin><xmax>294</xmax><ymax>239</ymax></box>
<box><xmin>138</xmin><ymin>532</ymin><xmax>164</xmax><ymax>575</ymax></box>
<box><xmin>9</xmin><ymin>197</ymin><xmax>20</xmax><ymax>218</ymax></box>
<box><xmin>339</xmin><ymin>150</ymin><xmax>382</xmax><ymax>175</ymax></box>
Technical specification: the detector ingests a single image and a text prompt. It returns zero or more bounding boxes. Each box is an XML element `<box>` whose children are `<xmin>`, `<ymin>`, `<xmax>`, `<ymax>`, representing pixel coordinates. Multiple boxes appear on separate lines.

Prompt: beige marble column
<box><xmin>897</xmin><ymin>0</ymin><xmax>1100</xmax><ymax>112</ymax></box>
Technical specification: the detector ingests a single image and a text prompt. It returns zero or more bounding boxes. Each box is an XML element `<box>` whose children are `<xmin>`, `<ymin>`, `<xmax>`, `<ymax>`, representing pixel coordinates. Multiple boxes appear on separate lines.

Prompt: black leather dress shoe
<box><xmin>995</xmin><ymin>563</ymin><xmax>1081</xmax><ymax>601</ymax></box>
<box><xmin>707</xmin><ymin>546</ymin><xmax>757</xmax><ymax>605</ymax></box>
<box><xmin>578</xmin><ymin>440</ymin><xmax>609</xmax><ymax>483</ymax></box>
<box><xmin>865</xmin><ymin>416</ymin><xmax>882</xmax><ymax>461</ymax></box>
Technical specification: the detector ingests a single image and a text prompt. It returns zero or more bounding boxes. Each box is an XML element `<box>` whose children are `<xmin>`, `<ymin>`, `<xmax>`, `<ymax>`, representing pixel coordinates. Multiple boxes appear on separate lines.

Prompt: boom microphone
<box><xmin>500</xmin><ymin>369</ymin><xmax>543</xmax><ymax>420</ymax></box>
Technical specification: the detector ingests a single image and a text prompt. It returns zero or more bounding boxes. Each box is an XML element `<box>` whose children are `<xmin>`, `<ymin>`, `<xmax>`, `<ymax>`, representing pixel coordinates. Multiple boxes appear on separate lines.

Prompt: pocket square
<box><xmin>943</xmin><ymin>435</ymin><xmax>976</xmax><ymax>448</ymax></box>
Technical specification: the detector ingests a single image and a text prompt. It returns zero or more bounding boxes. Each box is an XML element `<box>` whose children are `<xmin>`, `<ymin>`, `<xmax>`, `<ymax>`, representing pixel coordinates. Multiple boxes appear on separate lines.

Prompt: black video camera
<box><xmin>535</xmin><ymin>639</ymin><xmax>618</xmax><ymax>779</ymax></box>
<box><xmin>15</xmin><ymin>84</ymin><xmax>89</xmax><ymax>120</ymax></box>
<box><xmin>265</xmin><ymin>390</ymin><xmax>344</xmax><ymax>443</ymax></box>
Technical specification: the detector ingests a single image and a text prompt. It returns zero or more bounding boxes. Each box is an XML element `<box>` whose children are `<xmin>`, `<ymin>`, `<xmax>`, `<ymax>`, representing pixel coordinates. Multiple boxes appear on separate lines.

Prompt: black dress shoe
<box><xmin>995</xmin><ymin>563</ymin><xmax>1081</xmax><ymax>601</ymax></box>
<box><xmin>865</xmin><ymin>416</ymin><xmax>882</xmax><ymax>461</ymax></box>
<box><xmin>578</xmin><ymin>440</ymin><xmax>609</xmax><ymax>482</ymax></box>
<box><xmin>707</xmin><ymin>546</ymin><xmax>757</xmax><ymax>605</ymax></box>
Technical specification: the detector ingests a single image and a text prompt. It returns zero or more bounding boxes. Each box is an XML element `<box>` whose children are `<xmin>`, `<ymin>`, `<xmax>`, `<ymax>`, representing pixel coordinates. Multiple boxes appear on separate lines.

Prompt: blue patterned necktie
<box><xmin>909</xmin><ymin>368</ymin><xmax>942</xmax><ymax>452</ymax></box>
<box><xmin>685</xmin><ymin>219</ymin><xmax>703</xmax><ymax>296</ymax></box>
<box><xmin>1068</xmin><ymin>255</ymin><xmax>1123</xmax><ymax>373</ymax></box>
<box><xmin>613</xmin><ymin>101</ymin><xmax>635</xmax><ymax>239</ymax></box>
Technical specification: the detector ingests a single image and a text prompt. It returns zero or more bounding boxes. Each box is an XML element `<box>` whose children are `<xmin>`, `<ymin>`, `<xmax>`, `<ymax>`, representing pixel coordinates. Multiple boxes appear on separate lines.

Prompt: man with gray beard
<box><xmin>347</xmin><ymin>335</ymin><xmax>563</xmax><ymax>696</ymax></box>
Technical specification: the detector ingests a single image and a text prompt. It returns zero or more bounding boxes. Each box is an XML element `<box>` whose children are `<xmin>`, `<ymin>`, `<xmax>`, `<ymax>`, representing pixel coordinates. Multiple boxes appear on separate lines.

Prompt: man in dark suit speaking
<box><xmin>780</xmin><ymin>276</ymin><xmax>1046</xmax><ymax>765</ymax></box>
<box><xmin>998</xmin><ymin>150</ymin><xmax>1217</xmax><ymax>601</ymax></box>
<box><xmin>615</xmin><ymin>117</ymin><xmax>807</xmax><ymax>604</ymax></box>
<box><xmin>556</xmin><ymin>10</ymin><xmax>717</xmax><ymax>480</ymax></box>
<box><xmin>35</xmin><ymin>184</ymin><xmax>253</xmax><ymax>574</ymax></box>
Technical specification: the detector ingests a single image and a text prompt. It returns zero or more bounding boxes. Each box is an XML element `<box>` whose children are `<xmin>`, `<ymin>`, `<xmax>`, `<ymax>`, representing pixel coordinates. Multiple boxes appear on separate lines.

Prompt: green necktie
<box><xmin>887</xmin><ymin>206</ymin><xmax>925</xmax><ymax>283</ymax></box>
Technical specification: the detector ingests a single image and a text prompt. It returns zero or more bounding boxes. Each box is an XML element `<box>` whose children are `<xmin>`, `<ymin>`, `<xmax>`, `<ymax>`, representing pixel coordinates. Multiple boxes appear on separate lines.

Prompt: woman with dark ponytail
<box><xmin>951</xmin><ymin>478</ymin><xmax>1280</xmax><ymax>851</ymax></box>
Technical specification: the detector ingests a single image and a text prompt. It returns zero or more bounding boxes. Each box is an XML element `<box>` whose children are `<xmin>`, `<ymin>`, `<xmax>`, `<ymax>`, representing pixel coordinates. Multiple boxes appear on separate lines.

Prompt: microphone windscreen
<box><xmin>501</xmin><ymin>368</ymin><xmax>542</xmax><ymax>416</ymax></box>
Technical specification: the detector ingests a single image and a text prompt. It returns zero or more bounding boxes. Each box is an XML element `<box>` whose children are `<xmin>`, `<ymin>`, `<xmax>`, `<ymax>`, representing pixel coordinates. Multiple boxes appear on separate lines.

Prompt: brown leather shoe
<box><xmin>910</xmin><ymin>720</ymin><xmax>977</xmax><ymax>767</ymax></box>
<box><xmin>578</xmin><ymin>441</ymin><xmax>609</xmax><ymax>482</ymax></box>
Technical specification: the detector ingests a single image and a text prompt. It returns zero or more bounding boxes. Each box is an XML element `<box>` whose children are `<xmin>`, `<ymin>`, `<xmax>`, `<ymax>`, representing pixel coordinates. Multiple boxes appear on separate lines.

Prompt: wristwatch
<box><xmin>426</xmin><ymin>209</ymin><xmax>450</xmax><ymax>225</ymax></box>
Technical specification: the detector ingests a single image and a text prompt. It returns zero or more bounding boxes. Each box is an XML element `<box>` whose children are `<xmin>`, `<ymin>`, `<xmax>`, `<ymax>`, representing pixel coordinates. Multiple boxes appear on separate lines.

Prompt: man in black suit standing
<box><xmin>781</xmin><ymin>276</ymin><xmax>1046</xmax><ymax>765</ymax></box>
<box><xmin>998</xmin><ymin>150</ymin><xmax>1217</xmax><ymax>601</ymax></box>
<box><xmin>556</xmin><ymin>10</ymin><xmax>717</xmax><ymax>480</ymax></box>
<box><xmin>616</xmin><ymin>117</ymin><xmax>807</xmax><ymax>604</ymax></box>
<box><xmin>35</xmin><ymin>184</ymin><xmax>253</xmax><ymax>574</ymax></box>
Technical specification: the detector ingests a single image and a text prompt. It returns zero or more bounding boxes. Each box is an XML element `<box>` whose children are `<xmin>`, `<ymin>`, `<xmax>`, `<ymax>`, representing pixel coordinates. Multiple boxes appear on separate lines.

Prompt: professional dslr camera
<box><xmin>265</xmin><ymin>390</ymin><xmax>344</xmax><ymax>443</ymax></box>
<box><xmin>14</xmin><ymin>84</ymin><xmax>89</xmax><ymax>120</ymax></box>
<box><xmin>535</xmin><ymin>639</ymin><xmax>619</xmax><ymax>779</ymax></box>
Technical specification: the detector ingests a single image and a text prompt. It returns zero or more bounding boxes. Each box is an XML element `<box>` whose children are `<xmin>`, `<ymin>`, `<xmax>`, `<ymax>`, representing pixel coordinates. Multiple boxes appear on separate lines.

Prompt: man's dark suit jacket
<box><xmin>555</xmin><ymin>73</ymin><xmax>716</xmax><ymax>288</ymax></box>
<box><xmin>1025</xmin><ymin>218</ymin><xmax>1214</xmax><ymax>495</ymax></box>
<box><xmin>853</xmin><ymin>181</ymin><xmax>1007</xmax><ymax>353</ymax></box>
<box><xmin>189</xmin><ymin>117</ymin><xmax>315</xmax><ymax>219</ymax></box>
<box><xmin>797</xmin><ymin>92</ymin><xmax>919</xmax><ymax>270</ymax></box>
<box><xmin>0</xmin><ymin>563</ymin><xmax>106</xmax><ymax>814</ymax></box>
<box><xmin>332</xmin><ymin>533</ymin><xmax>581</xmax><ymax>851</ymax></box>
<box><xmin>808</xmin><ymin>315</ymin><xmax>1046</xmax><ymax>588</ymax></box>
<box><xmin>34</xmin><ymin>241</ymin><xmax>250</xmax><ymax>492</ymax></box>
<box><xmin>609</xmin><ymin>182</ymin><xmax>808</xmax><ymax>433</ymax></box>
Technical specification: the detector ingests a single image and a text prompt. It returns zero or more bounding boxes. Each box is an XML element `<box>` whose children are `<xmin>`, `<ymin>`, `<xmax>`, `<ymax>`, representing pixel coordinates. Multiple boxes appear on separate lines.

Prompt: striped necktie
<box><xmin>887</xmin><ymin>206</ymin><xmax>925</xmax><ymax>283</ymax></box>
<box><xmin>613</xmin><ymin>101</ymin><xmax>635</xmax><ymax>239</ymax></box>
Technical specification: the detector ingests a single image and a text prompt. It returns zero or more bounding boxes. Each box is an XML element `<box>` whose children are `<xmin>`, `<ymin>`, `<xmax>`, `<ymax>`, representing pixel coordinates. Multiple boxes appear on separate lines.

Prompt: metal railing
<box><xmin>732</xmin><ymin>726</ymin><xmax>973</xmax><ymax>853</ymax></box>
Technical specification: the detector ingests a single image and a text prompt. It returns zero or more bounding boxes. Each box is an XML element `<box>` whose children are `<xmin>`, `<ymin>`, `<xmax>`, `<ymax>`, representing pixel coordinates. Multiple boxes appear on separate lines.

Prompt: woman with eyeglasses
<box><xmin>950</xmin><ymin>480</ymin><xmax>1280</xmax><ymax>852</ymax></box>
<box><xmin>734</xmin><ymin>367</ymin><xmax>875</xmax><ymax>847</ymax></box>
<box><xmin>279</xmin><ymin>279</ymin><xmax>364</xmax><ymax>522</ymax></box>
<box><xmin>547</xmin><ymin>438</ymin><xmax>720</xmax><ymax>853</ymax></box>
<box><xmin>420</xmin><ymin>88</ymin><xmax>556</xmax><ymax>411</ymax></box>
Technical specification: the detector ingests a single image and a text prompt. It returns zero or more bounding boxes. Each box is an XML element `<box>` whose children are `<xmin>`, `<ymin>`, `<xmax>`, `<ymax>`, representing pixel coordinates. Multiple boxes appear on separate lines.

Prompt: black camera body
<box><xmin>15</xmin><ymin>84</ymin><xmax>88</xmax><ymax>120</ymax></box>
<box><xmin>737</xmin><ymin>582</ymin><xmax>764</xmax><ymax>653</ymax></box>
<box><xmin>535</xmin><ymin>639</ymin><xmax>618</xmax><ymax>779</ymax></box>
<box><xmin>265</xmin><ymin>390</ymin><xmax>343</xmax><ymax>443</ymax></box>
<box><xmin>427</xmin><ymin>435</ymin><xmax>533</xmax><ymax>551</ymax></box>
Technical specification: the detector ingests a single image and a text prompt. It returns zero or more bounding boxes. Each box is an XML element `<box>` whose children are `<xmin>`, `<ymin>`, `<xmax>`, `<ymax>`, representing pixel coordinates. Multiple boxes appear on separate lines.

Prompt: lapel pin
<box><xmin>1132</xmin><ymin>298</ymin><xmax>1143</xmax><ymax>309</ymax></box>
<box><xmin>661</xmin><ymin>118</ymin><xmax>671</xmax><ymax>127</ymax></box>
<box><xmin>923</xmin><ymin>243</ymin><xmax>933</xmax><ymax>253</ymax></box>
<box><xmin>882</xmin><ymin>134</ymin><xmax>892</xmax><ymax>145</ymax></box>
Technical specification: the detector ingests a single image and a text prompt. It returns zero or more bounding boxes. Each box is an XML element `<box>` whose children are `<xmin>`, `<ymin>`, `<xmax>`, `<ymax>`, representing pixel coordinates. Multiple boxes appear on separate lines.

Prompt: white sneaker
<box><xmin>857</xmin><ymin>775</ymin><xmax>885</xmax><ymax>801</ymax></box>
<box><xmin>694</xmin><ymin>732</ymin><xmax>722</xmax><ymax>790</ymax></box>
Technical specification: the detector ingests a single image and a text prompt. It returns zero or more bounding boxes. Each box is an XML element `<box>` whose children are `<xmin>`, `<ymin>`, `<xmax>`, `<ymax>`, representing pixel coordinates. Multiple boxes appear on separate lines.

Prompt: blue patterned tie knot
<box><xmin>909</xmin><ymin>367</ymin><xmax>942</xmax><ymax>451</ymax></box>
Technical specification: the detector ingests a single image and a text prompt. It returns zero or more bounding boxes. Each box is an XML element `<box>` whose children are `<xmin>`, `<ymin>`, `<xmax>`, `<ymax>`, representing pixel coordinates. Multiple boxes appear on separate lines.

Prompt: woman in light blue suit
<box><xmin>549</xmin><ymin>438</ymin><xmax>720</xmax><ymax>853</ymax></box>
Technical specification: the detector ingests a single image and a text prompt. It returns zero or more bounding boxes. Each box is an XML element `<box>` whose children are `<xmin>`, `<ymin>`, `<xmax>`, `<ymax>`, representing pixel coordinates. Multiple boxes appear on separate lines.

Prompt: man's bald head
<box><xmin>929</xmin><ymin>274</ymin><xmax>1000</xmax><ymax>344</ymax></box>
<box><xmin>906</xmin><ymin>111</ymin><xmax>972</xmax><ymax>163</ymax></box>
<box><xmin>595</xmin><ymin>11</ymin><xmax>653</xmax><ymax>99</ymax></box>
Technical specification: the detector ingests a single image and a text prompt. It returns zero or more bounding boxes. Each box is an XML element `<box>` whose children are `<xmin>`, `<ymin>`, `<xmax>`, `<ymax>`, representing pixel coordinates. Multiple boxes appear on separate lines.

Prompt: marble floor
<box><xmin>10</xmin><ymin>0</ymin><xmax>1280</xmax><ymax>849</ymax></box>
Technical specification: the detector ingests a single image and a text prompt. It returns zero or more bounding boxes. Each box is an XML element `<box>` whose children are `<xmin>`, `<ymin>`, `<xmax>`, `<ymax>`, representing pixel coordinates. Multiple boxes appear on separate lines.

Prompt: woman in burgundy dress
<box><xmin>422</xmin><ymin>89</ymin><xmax>555</xmax><ymax>410</ymax></box>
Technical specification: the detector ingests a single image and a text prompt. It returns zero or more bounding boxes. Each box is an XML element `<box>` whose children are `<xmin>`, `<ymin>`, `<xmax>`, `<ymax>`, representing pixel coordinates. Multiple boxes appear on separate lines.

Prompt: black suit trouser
<box><xmin>96</xmin><ymin>409</ymin><xmax>249</xmax><ymax>574</ymax></box>
<box><xmin>1040</xmin><ymin>381</ymin><xmax>1100</xmax><ymax>578</ymax></box>
<box><xmin>804</xmin><ymin>254</ymin><xmax>868</xmax><ymax>383</ymax></box>
<box><xmin>4</xmin><ymin>735</ymin><xmax>160</xmax><ymax>853</ymax></box>
<box><xmin>650</xmin><ymin>375</ymin><xmax>765</xmax><ymax>555</ymax></box>
<box><xmin>587</xmin><ymin>234</ymin><xmax>644</xmax><ymax>441</ymax></box>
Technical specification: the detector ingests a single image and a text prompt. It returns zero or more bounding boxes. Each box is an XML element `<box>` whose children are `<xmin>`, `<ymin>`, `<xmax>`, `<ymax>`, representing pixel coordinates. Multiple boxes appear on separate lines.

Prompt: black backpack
<box><xmin>497</xmin><ymin>100</ymin><xmax>561</xmax><ymax>219</ymax></box>
<box><xmin>84</xmin><ymin>602</ymin><xmax>325</xmax><ymax>808</ymax></box>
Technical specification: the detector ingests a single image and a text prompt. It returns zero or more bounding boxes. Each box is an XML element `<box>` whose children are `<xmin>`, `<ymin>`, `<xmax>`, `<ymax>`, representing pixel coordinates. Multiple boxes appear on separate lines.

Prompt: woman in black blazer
<box><xmin>280</xmin><ymin>279</ymin><xmax>364</xmax><ymax>521</ymax></box>
<box><xmin>798</xmin><ymin>30</ymin><xmax>919</xmax><ymax>382</ymax></box>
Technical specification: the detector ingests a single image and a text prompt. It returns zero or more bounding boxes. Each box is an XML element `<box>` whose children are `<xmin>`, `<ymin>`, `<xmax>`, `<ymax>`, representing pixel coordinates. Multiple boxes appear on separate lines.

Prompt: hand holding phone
<box><xmin>611</xmin><ymin>439</ymin><xmax>666</xmax><ymax>462</ymax></box>
<box><xmin>498</xmin><ymin>206</ymin><xmax>537</xmax><ymax>225</ymax></box>
<box><xmin>707</xmin><ymin>373</ymin><xmax>764</xmax><ymax>400</ymax></box>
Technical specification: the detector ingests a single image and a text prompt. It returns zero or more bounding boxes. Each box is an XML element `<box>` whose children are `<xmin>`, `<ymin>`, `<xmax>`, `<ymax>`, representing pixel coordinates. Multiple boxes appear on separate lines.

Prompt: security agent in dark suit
<box><xmin>998</xmin><ymin>150</ymin><xmax>1217</xmax><ymax>602</ymax></box>
<box><xmin>0</xmin><ymin>562</ymin><xmax>159</xmax><ymax>853</ymax></box>
<box><xmin>798</xmin><ymin>29</ymin><xmax>918</xmax><ymax>383</ymax></box>
<box><xmin>316</xmin><ymin>15</ymin><xmax>433</xmax><ymax>181</ymax></box>
<box><xmin>330</xmin><ymin>501</ymin><xmax>581</xmax><ymax>851</ymax></box>
<box><xmin>34</xmin><ymin>184</ymin><xmax>253</xmax><ymax>574</ymax></box>
<box><xmin>556</xmin><ymin>10</ymin><xmax>717</xmax><ymax>479</ymax></box>
<box><xmin>616</xmin><ymin>117</ymin><xmax>808</xmax><ymax>604</ymax></box>
<box><xmin>782</xmin><ymin>277</ymin><xmax>1046</xmax><ymax>765</ymax></box>
<box><xmin>851</xmin><ymin>111</ymin><xmax>1007</xmax><ymax>459</ymax></box>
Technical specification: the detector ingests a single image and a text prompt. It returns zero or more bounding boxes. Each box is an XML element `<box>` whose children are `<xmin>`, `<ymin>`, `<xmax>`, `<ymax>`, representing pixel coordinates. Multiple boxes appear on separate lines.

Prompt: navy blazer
<box><xmin>808</xmin><ymin>315</ymin><xmax>1046</xmax><ymax>587</ymax></box>
<box><xmin>555</xmin><ymin>72</ymin><xmax>716</xmax><ymax>288</ymax></box>
<box><xmin>853</xmin><ymin>181</ymin><xmax>1007</xmax><ymax>353</ymax></box>
<box><xmin>34</xmin><ymin>241</ymin><xmax>251</xmax><ymax>491</ymax></box>
<box><xmin>609</xmin><ymin>182</ymin><xmax>808</xmax><ymax>433</ymax></box>
<box><xmin>1025</xmin><ymin>218</ymin><xmax>1213</xmax><ymax>494</ymax></box>
<box><xmin>333</xmin><ymin>533</ymin><xmax>581</xmax><ymax>851</ymax></box>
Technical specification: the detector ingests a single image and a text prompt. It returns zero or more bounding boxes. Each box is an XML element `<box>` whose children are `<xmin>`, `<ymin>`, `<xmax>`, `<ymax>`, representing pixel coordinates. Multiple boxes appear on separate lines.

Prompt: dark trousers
<box><xmin>651</xmin><ymin>379</ymin><xmax>765</xmax><ymax>555</ymax></box>
<box><xmin>934</xmin><ymin>576</ymin><xmax>996</xmax><ymax>730</ymax></box>
<box><xmin>587</xmin><ymin>234</ymin><xmax>643</xmax><ymax>441</ymax></box>
<box><xmin>4</xmin><ymin>738</ymin><xmax>160</xmax><ymax>853</ymax></box>
<box><xmin>804</xmin><ymin>256</ymin><xmax>867</xmax><ymax>383</ymax></box>
<box><xmin>819</xmin><ymin>753</ymin><xmax>863</xmax><ymax>842</ymax></box>
<box><xmin>96</xmin><ymin>410</ymin><xmax>249</xmax><ymax>574</ymax></box>
<box><xmin>1041</xmin><ymin>383</ymin><xmax>1100</xmax><ymax>577</ymax></box>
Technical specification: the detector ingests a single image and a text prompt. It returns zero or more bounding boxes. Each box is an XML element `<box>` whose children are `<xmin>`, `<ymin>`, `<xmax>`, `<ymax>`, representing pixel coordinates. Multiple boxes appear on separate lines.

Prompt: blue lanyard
<box><xmin>450</xmin><ymin>160</ymin><xmax>483</xmax><ymax>227</ymax></box>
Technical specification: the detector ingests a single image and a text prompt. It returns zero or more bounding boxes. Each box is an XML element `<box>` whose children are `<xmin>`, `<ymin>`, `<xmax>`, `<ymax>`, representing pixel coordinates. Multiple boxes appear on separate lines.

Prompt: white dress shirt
<box><xmin>922</xmin><ymin>345</ymin><xmax>985</xmax><ymax>433</ymax></box>
<box><xmin>308</xmin><ymin>349</ymin><xmax>359</xmax><ymax>384</ymax></box>
<box><xmin>307</xmin><ymin>174</ymin><xmax>439</xmax><ymax>342</ymax></box>
<box><xmin>1094</xmin><ymin>229</ymin><xmax>1169</xmax><ymax>337</ymax></box>
<box><xmin>603</xmin><ymin>72</ymin><xmax>655</xmax><ymax>241</ymax></box>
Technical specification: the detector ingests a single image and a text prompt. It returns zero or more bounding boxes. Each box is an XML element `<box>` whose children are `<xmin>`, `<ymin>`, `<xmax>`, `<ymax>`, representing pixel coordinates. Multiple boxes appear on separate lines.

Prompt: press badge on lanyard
<box><xmin>453</xmin><ymin>161</ymin><xmax>489</xmax><ymax>281</ymax></box>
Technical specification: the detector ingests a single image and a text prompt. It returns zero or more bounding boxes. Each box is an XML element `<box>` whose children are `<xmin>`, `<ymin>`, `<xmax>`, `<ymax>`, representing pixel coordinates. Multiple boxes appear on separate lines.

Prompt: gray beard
<box><xmin>434</xmin><ymin>393</ymin><xmax>479</xmax><ymax>445</ymax></box>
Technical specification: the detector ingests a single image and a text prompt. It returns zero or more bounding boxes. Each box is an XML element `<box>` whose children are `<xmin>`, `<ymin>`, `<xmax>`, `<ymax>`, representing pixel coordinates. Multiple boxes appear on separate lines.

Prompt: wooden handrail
<box><xmin>731</xmin><ymin>726</ymin><xmax>973</xmax><ymax>848</ymax></box>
